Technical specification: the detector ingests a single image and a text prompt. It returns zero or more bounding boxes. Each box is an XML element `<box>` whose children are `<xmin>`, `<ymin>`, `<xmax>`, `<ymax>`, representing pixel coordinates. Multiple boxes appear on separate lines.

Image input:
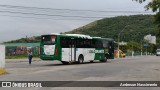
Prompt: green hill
<box><xmin>5</xmin><ymin>15</ymin><xmax>159</xmax><ymax>43</ymax></box>
<box><xmin>65</xmin><ymin>15</ymin><xmax>159</xmax><ymax>42</ymax></box>
<box><xmin>4</xmin><ymin>36</ymin><xmax>41</xmax><ymax>43</ymax></box>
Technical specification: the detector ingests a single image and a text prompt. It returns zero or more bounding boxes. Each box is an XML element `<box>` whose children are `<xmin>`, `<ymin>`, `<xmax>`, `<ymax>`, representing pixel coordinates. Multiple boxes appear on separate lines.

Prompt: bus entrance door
<box><xmin>69</xmin><ymin>39</ymin><xmax>76</xmax><ymax>62</ymax></box>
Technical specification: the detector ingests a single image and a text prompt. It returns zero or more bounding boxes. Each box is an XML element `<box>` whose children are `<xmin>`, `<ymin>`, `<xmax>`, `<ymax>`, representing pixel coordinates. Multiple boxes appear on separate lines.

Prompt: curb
<box><xmin>0</xmin><ymin>68</ymin><xmax>6</xmax><ymax>75</ymax></box>
<box><xmin>6</xmin><ymin>58</ymin><xmax>41</xmax><ymax>63</ymax></box>
<box><xmin>114</xmin><ymin>56</ymin><xmax>153</xmax><ymax>60</ymax></box>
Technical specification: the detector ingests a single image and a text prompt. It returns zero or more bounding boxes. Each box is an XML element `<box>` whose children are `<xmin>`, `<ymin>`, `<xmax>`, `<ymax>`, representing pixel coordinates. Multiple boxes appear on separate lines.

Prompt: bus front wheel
<box><xmin>100</xmin><ymin>57</ymin><xmax>107</xmax><ymax>62</ymax></box>
<box><xmin>78</xmin><ymin>55</ymin><xmax>84</xmax><ymax>64</ymax></box>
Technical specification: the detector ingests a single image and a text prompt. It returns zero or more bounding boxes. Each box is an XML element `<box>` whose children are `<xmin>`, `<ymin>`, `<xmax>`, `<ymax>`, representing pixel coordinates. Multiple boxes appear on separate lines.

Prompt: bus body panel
<box><xmin>61</xmin><ymin>48</ymin><xmax>70</xmax><ymax>62</ymax></box>
<box><xmin>94</xmin><ymin>49</ymin><xmax>105</xmax><ymax>60</ymax></box>
<box><xmin>62</xmin><ymin>48</ymin><xmax>95</xmax><ymax>62</ymax></box>
<box><xmin>76</xmin><ymin>48</ymin><xmax>95</xmax><ymax>62</ymax></box>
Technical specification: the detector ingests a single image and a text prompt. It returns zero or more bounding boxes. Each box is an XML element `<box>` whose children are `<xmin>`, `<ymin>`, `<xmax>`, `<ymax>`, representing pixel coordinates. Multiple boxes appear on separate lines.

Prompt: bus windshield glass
<box><xmin>41</xmin><ymin>35</ymin><xmax>56</xmax><ymax>45</ymax></box>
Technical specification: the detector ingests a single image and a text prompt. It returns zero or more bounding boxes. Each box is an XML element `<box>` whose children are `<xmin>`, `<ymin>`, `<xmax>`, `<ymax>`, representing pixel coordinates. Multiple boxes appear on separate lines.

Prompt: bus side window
<box><xmin>76</xmin><ymin>38</ymin><xmax>83</xmax><ymax>48</ymax></box>
<box><xmin>70</xmin><ymin>38</ymin><xmax>76</xmax><ymax>48</ymax></box>
<box><xmin>95</xmin><ymin>40</ymin><xmax>103</xmax><ymax>48</ymax></box>
<box><xmin>91</xmin><ymin>40</ymin><xmax>96</xmax><ymax>48</ymax></box>
<box><xmin>60</xmin><ymin>37</ymin><xmax>69</xmax><ymax>48</ymax></box>
<box><xmin>88</xmin><ymin>39</ymin><xmax>93</xmax><ymax>48</ymax></box>
<box><xmin>83</xmin><ymin>39</ymin><xmax>87</xmax><ymax>48</ymax></box>
<box><xmin>83</xmin><ymin>39</ymin><xmax>89</xmax><ymax>48</ymax></box>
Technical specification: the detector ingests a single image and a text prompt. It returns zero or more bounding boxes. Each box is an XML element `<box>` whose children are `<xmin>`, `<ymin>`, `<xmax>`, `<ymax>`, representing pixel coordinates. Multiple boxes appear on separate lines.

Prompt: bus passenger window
<box><xmin>60</xmin><ymin>37</ymin><xmax>69</xmax><ymax>48</ymax></box>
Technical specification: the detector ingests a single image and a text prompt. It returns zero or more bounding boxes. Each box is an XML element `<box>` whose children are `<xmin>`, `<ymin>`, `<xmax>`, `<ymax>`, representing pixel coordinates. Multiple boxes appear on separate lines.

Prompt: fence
<box><xmin>1</xmin><ymin>43</ymin><xmax>40</xmax><ymax>56</ymax></box>
<box><xmin>125</xmin><ymin>51</ymin><xmax>154</xmax><ymax>56</ymax></box>
<box><xmin>5</xmin><ymin>46</ymin><xmax>40</xmax><ymax>56</ymax></box>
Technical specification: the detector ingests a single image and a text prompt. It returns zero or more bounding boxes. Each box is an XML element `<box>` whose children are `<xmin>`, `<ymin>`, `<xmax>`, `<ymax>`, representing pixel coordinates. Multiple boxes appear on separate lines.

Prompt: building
<box><xmin>144</xmin><ymin>34</ymin><xmax>156</xmax><ymax>44</ymax></box>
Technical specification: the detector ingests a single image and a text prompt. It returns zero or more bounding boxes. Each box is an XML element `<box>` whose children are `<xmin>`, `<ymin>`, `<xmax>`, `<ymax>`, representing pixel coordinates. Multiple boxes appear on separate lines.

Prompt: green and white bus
<box><xmin>40</xmin><ymin>34</ymin><xmax>114</xmax><ymax>64</ymax></box>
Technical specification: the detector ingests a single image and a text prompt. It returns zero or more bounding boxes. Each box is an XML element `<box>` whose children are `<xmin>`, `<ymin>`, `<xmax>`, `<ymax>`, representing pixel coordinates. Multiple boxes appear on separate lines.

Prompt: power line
<box><xmin>0</xmin><ymin>10</ymin><xmax>108</xmax><ymax>18</ymax></box>
<box><xmin>0</xmin><ymin>10</ymin><xmax>153</xmax><ymax>20</ymax></box>
<box><xmin>0</xmin><ymin>4</ymin><xmax>154</xmax><ymax>13</ymax></box>
<box><xmin>0</xmin><ymin>14</ymin><xmax>105</xmax><ymax>21</ymax></box>
<box><xmin>0</xmin><ymin>4</ymin><xmax>154</xmax><ymax>20</ymax></box>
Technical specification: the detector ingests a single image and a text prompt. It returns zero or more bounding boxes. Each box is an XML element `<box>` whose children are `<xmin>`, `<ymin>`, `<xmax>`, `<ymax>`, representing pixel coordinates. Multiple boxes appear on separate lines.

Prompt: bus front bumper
<box><xmin>40</xmin><ymin>55</ymin><xmax>58</xmax><ymax>60</ymax></box>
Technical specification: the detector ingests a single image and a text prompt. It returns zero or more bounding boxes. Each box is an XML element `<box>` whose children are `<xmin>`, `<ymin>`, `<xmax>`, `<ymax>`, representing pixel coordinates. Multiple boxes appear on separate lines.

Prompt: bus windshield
<box><xmin>41</xmin><ymin>35</ymin><xmax>56</xmax><ymax>45</ymax></box>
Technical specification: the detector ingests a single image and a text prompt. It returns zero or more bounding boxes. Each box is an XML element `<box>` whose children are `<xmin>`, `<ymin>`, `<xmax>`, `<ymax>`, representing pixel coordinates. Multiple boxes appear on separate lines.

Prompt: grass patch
<box><xmin>6</xmin><ymin>54</ymin><xmax>39</xmax><ymax>59</ymax></box>
<box><xmin>0</xmin><ymin>68</ymin><xmax>6</xmax><ymax>75</ymax></box>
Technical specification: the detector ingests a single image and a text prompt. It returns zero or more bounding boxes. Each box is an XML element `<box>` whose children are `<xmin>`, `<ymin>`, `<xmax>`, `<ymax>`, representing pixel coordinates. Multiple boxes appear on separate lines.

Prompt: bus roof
<box><xmin>93</xmin><ymin>37</ymin><xmax>114</xmax><ymax>41</ymax></box>
<box><xmin>42</xmin><ymin>33</ymin><xmax>92</xmax><ymax>39</ymax></box>
<box><xmin>65</xmin><ymin>34</ymin><xmax>92</xmax><ymax>39</ymax></box>
<box><xmin>42</xmin><ymin>33</ymin><xmax>113</xmax><ymax>40</ymax></box>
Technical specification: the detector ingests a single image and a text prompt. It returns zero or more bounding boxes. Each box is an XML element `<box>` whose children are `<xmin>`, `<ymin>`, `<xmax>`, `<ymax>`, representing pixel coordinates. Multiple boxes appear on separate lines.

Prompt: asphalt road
<box><xmin>0</xmin><ymin>56</ymin><xmax>160</xmax><ymax>90</ymax></box>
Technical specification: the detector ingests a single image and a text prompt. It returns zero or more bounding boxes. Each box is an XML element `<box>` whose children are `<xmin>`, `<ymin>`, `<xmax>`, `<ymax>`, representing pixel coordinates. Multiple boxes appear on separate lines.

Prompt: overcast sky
<box><xmin>0</xmin><ymin>0</ymin><xmax>153</xmax><ymax>42</ymax></box>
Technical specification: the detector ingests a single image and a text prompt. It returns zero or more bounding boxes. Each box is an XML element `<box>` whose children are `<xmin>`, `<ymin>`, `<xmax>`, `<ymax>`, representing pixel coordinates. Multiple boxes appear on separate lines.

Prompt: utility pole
<box><xmin>146</xmin><ymin>46</ymin><xmax>148</xmax><ymax>56</ymax></box>
<box><xmin>141</xmin><ymin>41</ymin><xmax>143</xmax><ymax>56</ymax></box>
<box><xmin>118</xmin><ymin>34</ymin><xmax>120</xmax><ymax>58</ymax></box>
<box><xmin>117</xmin><ymin>25</ymin><xmax>130</xmax><ymax>58</ymax></box>
<box><xmin>132</xmin><ymin>41</ymin><xmax>134</xmax><ymax>57</ymax></box>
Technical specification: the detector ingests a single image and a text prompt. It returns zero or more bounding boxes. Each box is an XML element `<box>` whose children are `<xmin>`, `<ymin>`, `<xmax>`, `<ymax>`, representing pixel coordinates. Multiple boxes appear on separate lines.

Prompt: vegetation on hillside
<box><xmin>65</xmin><ymin>15</ymin><xmax>158</xmax><ymax>43</ymax></box>
<box><xmin>4</xmin><ymin>36</ymin><xmax>41</xmax><ymax>43</ymax></box>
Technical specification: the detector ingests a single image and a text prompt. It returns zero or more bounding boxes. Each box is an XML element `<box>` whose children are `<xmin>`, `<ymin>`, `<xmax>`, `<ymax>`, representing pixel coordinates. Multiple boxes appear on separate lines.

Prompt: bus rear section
<box><xmin>40</xmin><ymin>35</ymin><xmax>60</xmax><ymax>60</ymax></box>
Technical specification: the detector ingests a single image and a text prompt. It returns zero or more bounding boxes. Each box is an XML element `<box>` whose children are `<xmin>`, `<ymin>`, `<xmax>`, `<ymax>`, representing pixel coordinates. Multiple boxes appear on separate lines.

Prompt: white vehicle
<box><xmin>156</xmin><ymin>49</ymin><xmax>160</xmax><ymax>56</ymax></box>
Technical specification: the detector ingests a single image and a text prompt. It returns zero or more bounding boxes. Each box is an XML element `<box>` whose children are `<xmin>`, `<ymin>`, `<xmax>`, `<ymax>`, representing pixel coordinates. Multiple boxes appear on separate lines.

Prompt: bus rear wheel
<box><xmin>61</xmin><ymin>61</ymin><xmax>69</xmax><ymax>65</ymax></box>
<box><xmin>100</xmin><ymin>57</ymin><xmax>107</xmax><ymax>62</ymax></box>
<box><xmin>78</xmin><ymin>55</ymin><xmax>84</xmax><ymax>64</ymax></box>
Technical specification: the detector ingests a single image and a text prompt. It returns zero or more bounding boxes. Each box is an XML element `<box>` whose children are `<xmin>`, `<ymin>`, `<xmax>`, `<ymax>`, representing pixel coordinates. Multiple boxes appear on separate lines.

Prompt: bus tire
<box><xmin>100</xmin><ymin>57</ymin><xmax>107</xmax><ymax>62</ymax></box>
<box><xmin>78</xmin><ymin>55</ymin><xmax>84</xmax><ymax>64</ymax></box>
<box><xmin>61</xmin><ymin>61</ymin><xmax>69</xmax><ymax>65</ymax></box>
<box><xmin>90</xmin><ymin>61</ymin><xmax>94</xmax><ymax>63</ymax></box>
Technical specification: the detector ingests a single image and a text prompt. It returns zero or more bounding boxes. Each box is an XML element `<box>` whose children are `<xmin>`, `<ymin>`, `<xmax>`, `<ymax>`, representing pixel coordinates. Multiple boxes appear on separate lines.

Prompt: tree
<box><xmin>145</xmin><ymin>0</ymin><xmax>160</xmax><ymax>27</ymax></box>
<box><xmin>133</xmin><ymin>0</ymin><xmax>160</xmax><ymax>40</ymax></box>
<box><xmin>133</xmin><ymin>0</ymin><xmax>160</xmax><ymax>24</ymax></box>
<box><xmin>133</xmin><ymin>0</ymin><xmax>146</xmax><ymax>3</ymax></box>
